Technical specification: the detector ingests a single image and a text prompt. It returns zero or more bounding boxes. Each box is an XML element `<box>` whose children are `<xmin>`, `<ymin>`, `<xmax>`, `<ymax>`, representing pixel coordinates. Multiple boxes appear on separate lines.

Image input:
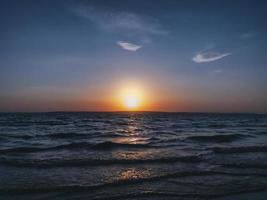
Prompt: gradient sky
<box><xmin>0</xmin><ymin>0</ymin><xmax>267</xmax><ymax>113</ymax></box>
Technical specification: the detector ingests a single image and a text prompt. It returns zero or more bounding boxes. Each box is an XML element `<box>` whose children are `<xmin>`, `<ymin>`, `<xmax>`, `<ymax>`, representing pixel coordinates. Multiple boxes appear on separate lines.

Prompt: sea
<box><xmin>0</xmin><ymin>112</ymin><xmax>267</xmax><ymax>200</ymax></box>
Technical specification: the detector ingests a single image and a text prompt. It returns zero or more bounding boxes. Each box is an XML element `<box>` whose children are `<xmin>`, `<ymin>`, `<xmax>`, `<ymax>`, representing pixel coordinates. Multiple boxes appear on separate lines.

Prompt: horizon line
<box><xmin>0</xmin><ymin>110</ymin><xmax>265</xmax><ymax>115</ymax></box>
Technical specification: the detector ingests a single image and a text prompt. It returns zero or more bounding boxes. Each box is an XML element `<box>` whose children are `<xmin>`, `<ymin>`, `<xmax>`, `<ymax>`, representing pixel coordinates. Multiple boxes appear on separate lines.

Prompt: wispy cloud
<box><xmin>214</xmin><ymin>69</ymin><xmax>223</xmax><ymax>73</ymax></box>
<box><xmin>240</xmin><ymin>31</ymin><xmax>257</xmax><ymax>39</ymax></box>
<box><xmin>117</xmin><ymin>41</ymin><xmax>142</xmax><ymax>51</ymax></box>
<box><xmin>71</xmin><ymin>3</ymin><xmax>168</xmax><ymax>37</ymax></box>
<box><xmin>192</xmin><ymin>51</ymin><xmax>231</xmax><ymax>63</ymax></box>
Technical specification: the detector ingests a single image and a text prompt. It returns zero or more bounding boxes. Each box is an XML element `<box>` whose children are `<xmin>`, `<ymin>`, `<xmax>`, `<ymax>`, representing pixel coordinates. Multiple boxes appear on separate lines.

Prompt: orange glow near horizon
<box><xmin>55</xmin><ymin>80</ymin><xmax>189</xmax><ymax>112</ymax></box>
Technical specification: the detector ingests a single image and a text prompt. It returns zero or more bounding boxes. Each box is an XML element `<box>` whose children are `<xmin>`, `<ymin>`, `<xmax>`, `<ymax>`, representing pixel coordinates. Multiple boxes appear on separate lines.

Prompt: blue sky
<box><xmin>0</xmin><ymin>0</ymin><xmax>266</xmax><ymax>112</ymax></box>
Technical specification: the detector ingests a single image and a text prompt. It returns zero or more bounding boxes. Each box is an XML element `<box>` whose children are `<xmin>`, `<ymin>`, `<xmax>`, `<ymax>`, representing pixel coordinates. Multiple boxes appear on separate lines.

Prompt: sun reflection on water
<box><xmin>109</xmin><ymin>115</ymin><xmax>155</xmax><ymax>181</ymax></box>
<box><xmin>112</xmin><ymin>114</ymin><xmax>148</xmax><ymax>144</ymax></box>
<box><xmin>114</xmin><ymin>168</ymin><xmax>152</xmax><ymax>181</ymax></box>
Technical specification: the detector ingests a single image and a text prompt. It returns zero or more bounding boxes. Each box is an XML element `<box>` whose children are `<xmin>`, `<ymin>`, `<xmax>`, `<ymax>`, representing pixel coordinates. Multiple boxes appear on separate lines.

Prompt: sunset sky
<box><xmin>0</xmin><ymin>0</ymin><xmax>266</xmax><ymax>113</ymax></box>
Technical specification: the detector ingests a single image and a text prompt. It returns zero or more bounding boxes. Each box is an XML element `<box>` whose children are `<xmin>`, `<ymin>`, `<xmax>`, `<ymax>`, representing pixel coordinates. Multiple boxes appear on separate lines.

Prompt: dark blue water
<box><xmin>0</xmin><ymin>112</ymin><xmax>267</xmax><ymax>199</ymax></box>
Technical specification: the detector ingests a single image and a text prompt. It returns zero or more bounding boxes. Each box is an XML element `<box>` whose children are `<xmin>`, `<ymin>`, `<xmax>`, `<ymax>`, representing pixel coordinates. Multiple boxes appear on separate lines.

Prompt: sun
<box><xmin>124</xmin><ymin>95</ymin><xmax>139</xmax><ymax>109</ymax></box>
<box><xmin>115</xmin><ymin>82</ymin><xmax>147</xmax><ymax>111</ymax></box>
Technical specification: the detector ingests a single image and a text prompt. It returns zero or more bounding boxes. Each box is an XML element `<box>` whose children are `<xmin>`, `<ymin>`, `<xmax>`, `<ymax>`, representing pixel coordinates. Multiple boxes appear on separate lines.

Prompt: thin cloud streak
<box><xmin>192</xmin><ymin>52</ymin><xmax>231</xmax><ymax>63</ymax></box>
<box><xmin>240</xmin><ymin>31</ymin><xmax>257</xmax><ymax>39</ymax></box>
<box><xmin>214</xmin><ymin>69</ymin><xmax>223</xmax><ymax>73</ymax></box>
<box><xmin>117</xmin><ymin>41</ymin><xmax>142</xmax><ymax>51</ymax></box>
<box><xmin>71</xmin><ymin>4</ymin><xmax>169</xmax><ymax>36</ymax></box>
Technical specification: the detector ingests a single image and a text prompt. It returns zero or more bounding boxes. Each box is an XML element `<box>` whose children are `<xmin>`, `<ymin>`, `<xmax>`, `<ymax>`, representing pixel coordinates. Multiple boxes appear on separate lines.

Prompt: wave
<box><xmin>0</xmin><ymin>141</ymin><xmax>150</xmax><ymax>154</ymax></box>
<box><xmin>0</xmin><ymin>155</ymin><xmax>201</xmax><ymax>168</ymax></box>
<box><xmin>0</xmin><ymin>170</ymin><xmax>223</xmax><ymax>194</ymax></box>
<box><xmin>0</xmin><ymin>142</ymin><xmax>89</xmax><ymax>153</ymax></box>
<box><xmin>186</xmin><ymin>134</ymin><xmax>247</xmax><ymax>143</ymax></box>
<box><xmin>207</xmin><ymin>124</ymin><xmax>228</xmax><ymax>128</ymax></box>
<box><xmin>213</xmin><ymin>145</ymin><xmax>267</xmax><ymax>154</ymax></box>
<box><xmin>92</xmin><ymin>141</ymin><xmax>150</xmax><ymax>150</ymax></box>
<box><xmin>0</xmin><ymin>133</ymin><xmax>34</xmax><ymax>139</ymax></box>
<box><xmin>255</xmin><ymin>131</ymin><xmax>267</xmax><ymax>135</ymax></box>
<box><xmin>222</xmin><ymin>163</ymin><xmax>267</xmax><ymax>169</ymax></box>
<box><xmin>0</xmin><ymin>121</ymin><xmax>67</xmax><ymax>126</ymax></box>
<box><xmin>6</xmin><ymin>132</ymin><xmax>124</xmax><ymax>139</ymax></box>
<box><xmin>45</xmin><ymin>132</ymin><xmax>90</xmax><ymax>139</ymax></box>
<box><xmin>1</xmin><ymin>170</ymin><xmax>267</xmax><ymax>199</ymax></box>
<box><xmin>32</xmin><ymin>121</ymin><xmax>68</xmax><ymax>126</ymax></box>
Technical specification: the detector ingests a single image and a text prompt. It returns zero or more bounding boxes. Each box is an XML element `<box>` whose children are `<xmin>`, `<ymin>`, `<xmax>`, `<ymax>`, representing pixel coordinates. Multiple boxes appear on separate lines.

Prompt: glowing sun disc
<box><xmin>124</xmin><ymin>95</ymin><xmax>139</xmax><ymax>109</ymax></box>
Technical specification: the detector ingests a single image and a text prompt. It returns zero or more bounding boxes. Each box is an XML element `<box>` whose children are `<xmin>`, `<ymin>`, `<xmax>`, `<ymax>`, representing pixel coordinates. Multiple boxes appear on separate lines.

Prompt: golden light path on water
<box><xmin>109</xmin><ymin>114</ymin><xmax>154</xmax><ymax>181</ymax></box>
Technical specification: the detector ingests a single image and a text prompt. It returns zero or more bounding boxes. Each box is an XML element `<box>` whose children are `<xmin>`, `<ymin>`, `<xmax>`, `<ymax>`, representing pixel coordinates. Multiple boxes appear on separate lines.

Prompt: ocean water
<box><xmin>0</xmin><ymin>112</ymin><xmax>267</xmax><ymax>200</ymax></box>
